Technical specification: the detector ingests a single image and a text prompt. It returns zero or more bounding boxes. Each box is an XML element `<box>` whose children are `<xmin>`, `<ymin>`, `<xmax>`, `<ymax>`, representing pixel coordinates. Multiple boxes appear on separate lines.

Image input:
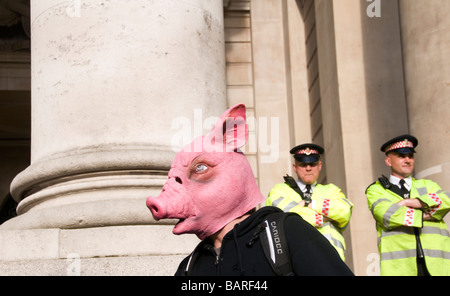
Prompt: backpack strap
<box><xmin>259</xmin><ymin>212</ymin><xmax>295</xmax><ymax>276</ymax></box>
<box><xmin>186</xmin><ymin>211</ymin><xmax>296</xmax><ymax>276</ymax></box>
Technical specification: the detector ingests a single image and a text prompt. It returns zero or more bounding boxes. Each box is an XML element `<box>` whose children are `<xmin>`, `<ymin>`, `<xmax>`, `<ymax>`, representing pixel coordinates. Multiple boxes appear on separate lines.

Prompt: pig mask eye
<box><xmin>189</xmin><ymin>157</ymin><xmax>217</xmax><ymax>181</ymax></box>
<box><xmin>195</xmin><ymin>164</ymin><xmax>208</xmax><ymax>173</ymax></box>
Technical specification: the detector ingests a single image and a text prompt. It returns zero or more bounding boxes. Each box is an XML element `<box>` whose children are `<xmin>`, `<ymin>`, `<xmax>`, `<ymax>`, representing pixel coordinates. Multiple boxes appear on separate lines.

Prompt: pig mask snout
<box><xmin>146</xmin><ymin>174</ymin><xmax>195</xmax><ymax>222</ymax></box>
<box><xmin>146</xmin><ymin>198</ymin><xmax>164</xmax><ymax>220</ymax></box>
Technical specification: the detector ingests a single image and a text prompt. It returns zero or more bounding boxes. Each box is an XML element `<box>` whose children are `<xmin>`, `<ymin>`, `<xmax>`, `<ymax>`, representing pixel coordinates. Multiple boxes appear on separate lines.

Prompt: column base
<box><xmin>0</xmin><ymin>225</ymin><xmax>199</xmax><ymax>275</ymax></box>
<box><xmin>7</xmin><ymin>144</ymin><xmax>174</xmax><ymax>230</ymax></box>
<box><xmin>0</xmin><ymin>255</ymin><xmax>188</xmax><ymax>276</ymax></box>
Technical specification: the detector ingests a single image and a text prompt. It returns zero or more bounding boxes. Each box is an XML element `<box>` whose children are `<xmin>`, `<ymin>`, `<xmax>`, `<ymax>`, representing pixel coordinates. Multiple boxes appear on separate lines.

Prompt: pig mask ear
<box><xmin>203</xmin><ymin>104</ymin><xmax>248</xmax><ymax>152</ymax></box>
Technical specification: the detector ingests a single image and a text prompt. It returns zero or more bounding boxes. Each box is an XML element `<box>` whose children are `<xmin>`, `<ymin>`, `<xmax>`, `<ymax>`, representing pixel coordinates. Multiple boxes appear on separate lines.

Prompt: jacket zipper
<box><xmin>214</xmin><ymin>248</ymin><xmax>221</xmax><ymax>275</ymax></box>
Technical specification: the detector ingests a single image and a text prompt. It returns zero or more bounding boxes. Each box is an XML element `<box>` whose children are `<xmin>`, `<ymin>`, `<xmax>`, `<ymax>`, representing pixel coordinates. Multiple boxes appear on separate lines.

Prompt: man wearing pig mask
<box><xmin>146</xmin><ymin>104</ymin><xmax>353</xmax><ymax>276</ymax></box>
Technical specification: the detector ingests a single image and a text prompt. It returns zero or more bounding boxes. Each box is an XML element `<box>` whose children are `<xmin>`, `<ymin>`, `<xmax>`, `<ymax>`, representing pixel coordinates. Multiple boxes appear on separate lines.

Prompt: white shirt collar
<box><xmin>296</xmin><ymin>179</ymin><xmax>317</xmax><ymax>192</ymax></box>
<box><xmin>389</xmin><ymin>175</ymin><xmax>412</xmax><ymax>190</ymax></box>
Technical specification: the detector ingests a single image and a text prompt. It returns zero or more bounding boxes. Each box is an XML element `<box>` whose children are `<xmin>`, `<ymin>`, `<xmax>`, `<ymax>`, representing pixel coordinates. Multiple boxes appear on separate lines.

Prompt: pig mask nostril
<box><xmin>175</xmin><ymin>177</ymin><xmax>183</xmax><ymax>184</ymax></box>
<box><xmin>150</xmin><ymin>204</ymin><xmax>158</xmax><ymax>213</ymax></box>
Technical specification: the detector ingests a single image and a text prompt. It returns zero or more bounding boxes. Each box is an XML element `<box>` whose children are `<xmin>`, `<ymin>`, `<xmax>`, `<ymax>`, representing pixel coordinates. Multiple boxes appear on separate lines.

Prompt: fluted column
<box><xmin>399</xmin><ymin>1</ymin><xmax>450</xmax><ymax>190</ymax></box>
<box><xmin>5</xmin><ymin>0</ymin><xmax>227</xmax><ymax>230</ymax></box>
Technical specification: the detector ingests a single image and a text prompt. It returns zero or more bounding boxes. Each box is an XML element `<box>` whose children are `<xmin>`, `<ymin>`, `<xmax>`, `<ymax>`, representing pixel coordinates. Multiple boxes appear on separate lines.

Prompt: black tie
<box><xmin>399</xmin><ymin>179</ymin><xmax>410</xmax><ymax>199</ymax></box>
<box><xmin>304</xmin><ymin>185</ymin><xmax>312</xmax><ymax>204</ymax></box>
<box><xmin>399</xmin><ymin>180</ymin><xmax>425</xmax><ymax>265</ymax></box>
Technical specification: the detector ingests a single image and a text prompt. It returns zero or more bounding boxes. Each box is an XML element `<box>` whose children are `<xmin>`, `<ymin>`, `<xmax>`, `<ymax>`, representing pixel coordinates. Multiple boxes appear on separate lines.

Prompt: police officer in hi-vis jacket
<box><xmin>366</xmin><ymin>134</ymin><xmax>450</xmax><ymax>276</ymax></box>
<box><xmin>266</xmin><ymin>144</ymin><xmax>353</xmax><ymax>262</ymax></box>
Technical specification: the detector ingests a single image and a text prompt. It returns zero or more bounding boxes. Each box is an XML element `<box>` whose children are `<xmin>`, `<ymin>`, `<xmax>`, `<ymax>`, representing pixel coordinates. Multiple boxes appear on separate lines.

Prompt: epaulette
<box><xmin>378</xmin><ymin>175</ymin><xmax>391</xmax><ymax>189</ymax></box>
<box><xmin>365</xmin><ymin>175</ymin><xmax>390</xmax><ymax>194</ymax></box>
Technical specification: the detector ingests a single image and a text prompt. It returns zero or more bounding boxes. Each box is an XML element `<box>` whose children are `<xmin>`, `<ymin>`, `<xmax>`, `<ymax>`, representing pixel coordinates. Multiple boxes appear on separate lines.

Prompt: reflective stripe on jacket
<box><xmin>266</xmin><ymin>183</ymin><xmax>353</xmax><ymax>261</ymax></box>
<box><xmin>366</xmin><ymin>178</ymin><xmax>450</xmax><ymax>276</ymax></box>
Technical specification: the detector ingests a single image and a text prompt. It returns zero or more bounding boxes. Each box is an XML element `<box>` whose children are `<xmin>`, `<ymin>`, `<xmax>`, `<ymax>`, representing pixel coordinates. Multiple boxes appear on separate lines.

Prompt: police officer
<box><xmin>266</xmin><ymin>144</ymin><xmax>353</xmax><ymax>261</ymax></box>
<box><xmin>366</xmin><ymin>134</ymin><xmax>450</xmax><ymax>276</ymax></box>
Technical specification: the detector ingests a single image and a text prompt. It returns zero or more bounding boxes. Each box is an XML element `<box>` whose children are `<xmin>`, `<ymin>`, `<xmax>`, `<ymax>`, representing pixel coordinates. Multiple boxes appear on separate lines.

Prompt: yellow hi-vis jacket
<box><xmin>266</xmin><ymin>182</ymin><xmax>353</xmax><ymax>261</ymax></box>
<box><xmin>366</xmin><ymin>178</ymin><xmax>450</xmax><ymax>276</ymax></box>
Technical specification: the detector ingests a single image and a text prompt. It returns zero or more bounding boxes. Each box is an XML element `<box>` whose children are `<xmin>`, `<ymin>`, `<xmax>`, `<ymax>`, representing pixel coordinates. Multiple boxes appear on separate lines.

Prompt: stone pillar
<box><xmin>399</xmin><ymin>1</ymin><xmax>450</xmax><ymax>186</ymax></box>
<box><xmin>251</xmin><ymin>0</ymin><xmax>309</xmax><ymax>196</ymax></box>
<box><xmin>399</xmin><ymin>0</ymin><xmax>450</xmax><ymax>225</ymax></box>
<box><xmin>314</xmin><ymin>0</ymin><xmax>407</xmax><ymax>275</ymax></box>
<box><xmin>1</xmin><ymin>0</ymin><xmax>226</xmax><ymax>274</ymax></box>
<box><xmin>5</xmin><ymin>0</ymin><xmax>226</xmax><ymax>229</ymax></box>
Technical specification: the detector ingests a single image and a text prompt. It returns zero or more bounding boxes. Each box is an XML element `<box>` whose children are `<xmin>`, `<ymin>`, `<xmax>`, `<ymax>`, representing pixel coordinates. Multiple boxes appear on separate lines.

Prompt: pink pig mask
<box><xmin>146</xmin><ymin>104</ymin><xmax>264</xmax><ymax>240</ymax></box>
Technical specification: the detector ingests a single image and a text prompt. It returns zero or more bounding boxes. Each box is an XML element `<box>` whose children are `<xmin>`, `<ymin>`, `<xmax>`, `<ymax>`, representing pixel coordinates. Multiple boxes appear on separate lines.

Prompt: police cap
<box><xmin>380</xmin><ymin>134</ymin><xmax>418</xmax><ymax>154</ymax></box>
<box><xmin>290</xmin><ymin>143</ymin><xmax>324</xmax><ymax>163</ymax></box>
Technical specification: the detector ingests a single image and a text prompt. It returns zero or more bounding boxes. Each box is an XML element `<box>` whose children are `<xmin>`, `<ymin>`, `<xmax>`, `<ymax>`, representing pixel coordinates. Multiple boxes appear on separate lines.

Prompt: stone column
<box><xmin>399</xmin><ymin>0</ymin><xmax>450</xmax><ymax>225</ymax></box>
<box><xmin>399</xmin><ymin>1</ymin><xmax>450</xmax><ymax>185</ymax></box>
<box><xmin>314</xmin><ymin>0</ymin><xmax>407</xmax><ymax>275</ymax></box>
<box><xmin>3</xmin><ymin>0</ymin><xmax>227</xmax><ymax>230</ymax></box>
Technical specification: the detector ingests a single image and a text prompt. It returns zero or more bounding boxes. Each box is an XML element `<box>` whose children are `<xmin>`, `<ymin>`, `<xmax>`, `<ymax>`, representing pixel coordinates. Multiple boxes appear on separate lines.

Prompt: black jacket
<box><xmin>175</xmin><ymin>206</ymin><xmax>354</xmax><ymax>276</ymax></box>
